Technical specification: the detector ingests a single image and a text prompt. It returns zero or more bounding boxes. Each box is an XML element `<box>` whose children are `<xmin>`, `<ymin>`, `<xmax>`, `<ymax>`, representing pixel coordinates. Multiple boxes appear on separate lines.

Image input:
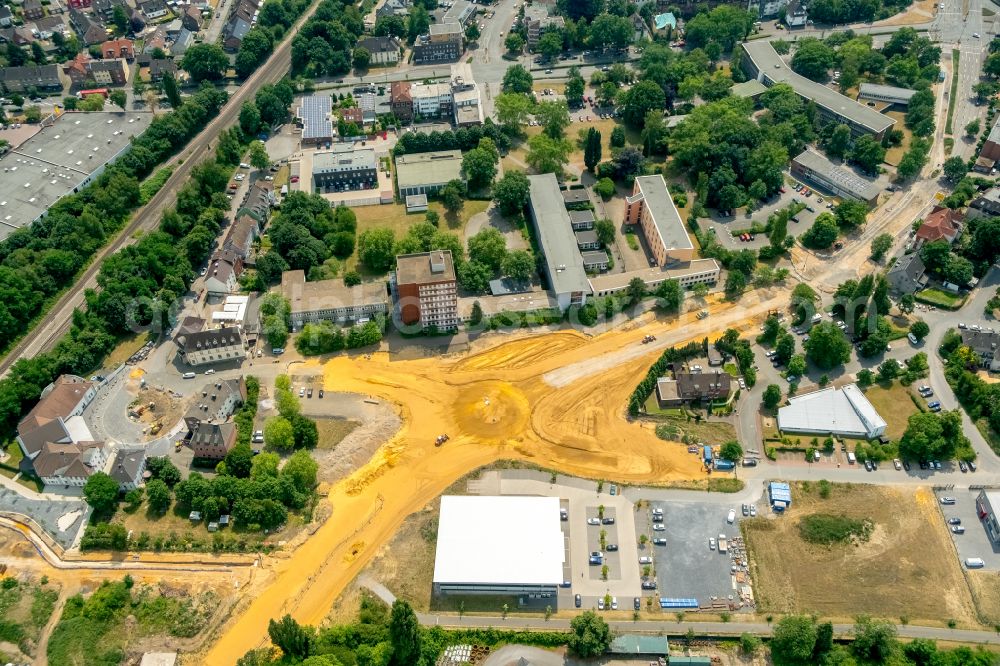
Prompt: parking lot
<box><xmin>699</xmin><ymin>177</ymin><xmax>835</xmax><ymax>250</ymax></box>
<box><xmin>935</xmin><ymin>489</ymin><xmax>1000</xmax><ymax>571</ymax></box>
<box><xmin>643</xmin><ymin>499</ymin><xmax>747</xmax><ymax>608</ymax></box>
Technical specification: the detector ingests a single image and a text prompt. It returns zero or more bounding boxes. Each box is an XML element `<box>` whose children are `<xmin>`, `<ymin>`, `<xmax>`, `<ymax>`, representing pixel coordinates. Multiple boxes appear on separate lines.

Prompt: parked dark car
<box><xmin>606</xmin><ymin>544</ymin><xmax>619</xmax><ymax>551</ymax></box>
<box><xmin>653</xmin><ymin>538</ymin><xmax>667</xmax><ymax>546</ymax></box>
<box><xmin>634</xmin><ymin>597</ymin><xmax>641</xmax><ymax>610</ymax></box>
<box><xmin>641</xmin><ymin>581</ymin><xmax>657</xmax><ymax>590</ymax></box>
<box><xmin>575</xmin><ymin>594</ymin><xmax>582</xmax><ymax>608</ymax></box>
<box><xmin>602</xmin><ymin>517</ymin><xmax>615</xmax><ymax>525</ymax></box>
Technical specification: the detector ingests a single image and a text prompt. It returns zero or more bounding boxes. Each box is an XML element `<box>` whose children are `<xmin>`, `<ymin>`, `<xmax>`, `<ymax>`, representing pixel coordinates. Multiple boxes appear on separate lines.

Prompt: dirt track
<box><xmin>202</xmin><ymin>293</ymin><xmax>783</xmax><ymax>664</ymax></box>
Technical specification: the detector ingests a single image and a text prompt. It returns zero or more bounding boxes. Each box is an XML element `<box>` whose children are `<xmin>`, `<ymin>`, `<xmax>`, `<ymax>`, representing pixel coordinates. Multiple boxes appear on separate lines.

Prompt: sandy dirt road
<box><xmin>202</xmin><ymin>292</ymin><xmax>786</xmax><ymax>664</ymax></box>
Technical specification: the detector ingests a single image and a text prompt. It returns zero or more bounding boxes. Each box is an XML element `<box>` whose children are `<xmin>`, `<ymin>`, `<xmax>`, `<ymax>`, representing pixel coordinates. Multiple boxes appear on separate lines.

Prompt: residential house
<box><xmin>523</xmin><ymin>3</ymin><xmax>564</xmax><ymax>48</ymax></box>
<box><xmin>222</xmin><ymin>214</ymin><xmax>259</xmax><ymax>260</ymax></box>
<box><xmin>183</xmin><ymin>377</ymin><xmax>246</xmax><ymax>431</ymax></box>
<box><xmin>181</xmin><ymin>4</ymin><xmax>202</xmax><ymax>30</ymax></box>
<box><xmin>886</xmin><ymin>253</ymin><xmax>927</xmax><ymax>295</ymax></box>
<box><xmin>140</xmin><ymin>0</ymin><xmax>169</xmax><ymax>19</ymax></box>
<box><xmin>358</xmin><ymin>91</ymin><xmax>376</xmax><ymax>124</ymax></box>
<box><xmin>451</xmin><ymin>62</ymin><xmax>482</xmax><ymax>126</ymax></box>
<box><xmin>69</xmin><ymin>8</ymin><xmax>108</xmax><ymax>45</ymax></box>
<box><xmin>102</xmin><ymin>37</ymin><xmax>133</xmax><ymax>59</ymax></box>
<box><xmin>656</xmin><ymin>371</ymin><xmax>732</xmax><ymax>407</ymax></box>
<box><xmin>358</xmin><ymin>35</ymin><xmax>400</xmax><ymax>65</ymax></box>
<box><xmin>575</xmin><ymin>230</ymin><xmax>600</xmax><ymax>250</ymax></box>
<box><xmin>109</xmin><ymin>448</ymin><xmax>147</xmax><ymax>491</ymax></box>
<box><xmin>914</xmin><ymin>206</ymin><xmax>963</xmax><ymax>247</ymax></box>
<box><xmin>68</xmin><ymin>0</ymin><xmax>92</xmax><ymax>8</ymax></box>
<box><xmin>413</xmin><ymin>22</ymin><xmax>462</xmax><ymax>64</ymax></box>
<box><xmin>221</xmin><ymin>0</ymin><xmax>257</xmax><ymax>51</ymax></box>
<box><xmin>33</xmin><ymin>440</ymin><xmax>106</xmax><ymax>487</ymax></box>
<box><xmin>239</xmin><ymin>180</ymin><xmax>274</xmax><ymax>223</ymax></box>
<box><xmin>340</xmin><ymin>106</ymin><xmax>363</xmax><ymax>126</ymax></box>
<box><xmin>16</xmin><ymin>375</ymin><xmax>97</xmax><ymax>461</ymax></box>
<box><xmin>971</xmin><ymin>187</ymin><xmax>1000</xmax><ymax>217</ymax></box>
<box><xmin>23</xmin><ymin>0</ymin><xmax>45</xmax><ymax>22</ymax></box>
<box><xmin>63</xmin><ymin>51</ymin><xmax>90</xmax><ymax>87</ymax></box>
<box><xmin>190</xmin><ymin>421</ymin><xmax>237</xmax><ymax>460</ymax></box>
<box><xmin>376</xmin><ymin>0</ymin><xmax>408</xmax><ymax>19</ymax></box>
<box><xmin>785</xmin><ymin>0</ymin><xmax>807</xmax><ymax>26</ymax></box>
<box><xmin>581</xmin><ymin>250</ymin><xmax>610</xmax><ymax>272</ymax></box>
<box><xmin>34</xmin><ymin>15</ymin><xmax>70</xmax><ymax>39</ymax></box>
<box><xmin>148</xmin><ymin>56</ymin><xmax>177</xmax><ymax>81</ymax></box>
<box><xmin>410</xmin><ymin>81</ymin><xmax>452</xmax><ymax>117</ymax></box>
<box><xmin>204</xmin><ymin>246</ymin><xmax>244</xmax><ymax>295</ymax></box>
<box><xmin>390</xmin><ymin>80</ymin><xmax>412</xmax><ymax>121</ymax></box>
<box><xmin>170</xmin><ymin>26</ymin><xmax>193</xmax><ymax>56</ymax></box>
<box><xmin>174</xmin><ymin>326</ymin><xmax>247</xmax><ymax>366</ymax></box>
<box><xmin>88</xmin><ymin>58</ymin><xmax>129</xmax><ymax>85</ymax></box>
<box><xmin>0</xmin><ymin>26</ymin><xmax>36</xmax><ymax>46</ymax></box>
<box><xmin>0</xmin><ymin>63</ymin><xmax>67</xmax><ymax>93</ymax></box>
<box><xmin>92</xmin><ymin>0</ymin><xmax>126</xmax><ymax>21</ymax></box>
<box><xmin>961</xmin><ymin>329</ymin><xmax>1000</xmax><ymax>371</ymax></box>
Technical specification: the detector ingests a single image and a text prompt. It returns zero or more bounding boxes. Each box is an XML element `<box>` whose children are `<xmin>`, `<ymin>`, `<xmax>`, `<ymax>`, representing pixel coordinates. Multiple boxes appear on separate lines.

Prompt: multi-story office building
<box><xmin>624</xmin><ymin>175</ymin><xmax>695</xmax><ymax>267</ymax></box>
<box><xmin>394</xmin><ymin>250</ymin><xmax>459</xmax><ymax>330</ymax></box>
<box><xmin>311</xmin><ymin>144</ymin><xmax>377</xmax><ymax>193</ymax></box>
<box><xmin>281</xmin><ymin>269</ymin><xmax>388</xmax><ymax>329</ymax></box>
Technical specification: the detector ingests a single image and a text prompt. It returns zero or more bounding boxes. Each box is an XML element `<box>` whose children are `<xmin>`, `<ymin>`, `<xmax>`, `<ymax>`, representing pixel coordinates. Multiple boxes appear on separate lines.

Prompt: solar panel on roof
<box><xmin>299</xmin><ymin>95</ymin><xmax>333</xmax><ymax>141</ymax></box>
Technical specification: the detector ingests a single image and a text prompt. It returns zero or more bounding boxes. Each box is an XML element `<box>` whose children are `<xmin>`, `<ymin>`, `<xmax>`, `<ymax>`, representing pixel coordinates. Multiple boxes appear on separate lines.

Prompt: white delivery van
<box><xmin>965</xmin><ymin>558</ymin><xmax>985</xmax><ymax>569</ymax></box>
<box><xmin>847</xmin><ymin>451</ymin><xmax>856</xmax><ymax>464</ymax></box>
<box><xmin>182</xmin><ymin>372</ymin><xmax>196</xmax><ymax>379</ymax></box>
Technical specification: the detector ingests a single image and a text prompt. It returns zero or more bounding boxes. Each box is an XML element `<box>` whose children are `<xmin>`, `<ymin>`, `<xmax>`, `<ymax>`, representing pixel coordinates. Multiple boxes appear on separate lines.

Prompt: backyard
<box><xmin>743</xmin><ymin>482</ymin><xmax>979</xmax><ymax>626</ymax></box>
<box><xmin>916</xmin><ymin>287</ymin><xmax>966</xmax><ymax>309</ymax></box>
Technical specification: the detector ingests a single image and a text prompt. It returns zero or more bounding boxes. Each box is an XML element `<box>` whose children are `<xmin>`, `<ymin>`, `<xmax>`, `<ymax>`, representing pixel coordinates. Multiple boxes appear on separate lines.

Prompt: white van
<box><xmin>908</xmin><ymin>332</ymin><xmax>919</xmax><ymax>345</ymax></box>
<box><xmin>182</xmin><ymin>372</ymin><xmax>196</xmax><ymax>379</ymax></box>
<box><xmin>965</xmin><ymin>557</ymin><xmax>985</xmax><ymax>569</ymax></box>
<box><xmin>847</xmin><ymin>451</ymin><xmax>857</xmax><ymax>464</ymax></box>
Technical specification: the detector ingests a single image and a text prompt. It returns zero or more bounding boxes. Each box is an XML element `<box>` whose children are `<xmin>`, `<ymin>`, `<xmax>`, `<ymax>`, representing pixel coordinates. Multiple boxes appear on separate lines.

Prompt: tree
<box><xmin>870</xmin><ymin>233</ymin><xmax>893</xmax><ymax>261</ymax></box>
<box><xmin>109</xmin><ymin>89</ymin><xmax>127</xmax><ymax>111</ymax></box>
<box><xmin>849</xmin><ymin>135</ymin><xmax>886</xmax><ymax>174</ymax></box>
<box><xmin>501</xmin><ymin>64</ymin><xmax>533</xmax><ymax>94</ymax></box>
<box><xmin>526</xmin><ymin>133</ymin><xmax>571</xmax><ymax>175</ymax></box>
<box><xmin>264</xmin><ymin>416</ymin><xmax>295</xmax><ymax>451</ymax></box>
<box><xmin>224</xmin><ymin>443</ymin><xmax>254</xmax><ymax>478</ymax></box>
<box><xmin>268</xmin><ymin>615</ymin><xmax>311</xmax><ymax>660</ymax></box>
<box><xmin>537</xmin><ymin>100</ymin><xmax>571</xmax><ymax>140</ymax></box>
<box><xmin>584</xmin><ymin>127</ymin><xmax>602</xmax><ymax>172</ymax></box>
<box><xmin>589</xmin><ymin>13</ymin><xmax>633</xmax><ymax>51</ymax></box>
<box><xmin>568</xmin><ymin>611</ymin><xmax>612</xmax><ymax>658</ymax></box>
<box><xmin>458</xmin><ymin>260</ymin><xmax>492</xmax><ymax>292</ymax></box>
<box><xmin>249</xmin><ymin>140</ymin><xmax>269</xmax><ymax>170</ymax></box>
<box><xmin>620</xmin><ymin>80</ymin><xmax>666</xmax><ymax>128</ymax></box>
<box><xmin>505</xmin><ymin>32</ymin><xmax>525</xmax><ymax>55</ymax></box>
<box><xmin>835</xmin><ymin>200</ymin><xmax>868</xmax><ymax>228</ymax></box>
<box><xmin>501</xmin><ymin>250</ymin><xmax>534</xmax><ymax>280</ymax></box>
<box><xmin>162</xmin><ymin>71</ymin><xmax>182</xmax><ymax>108</ymax></box>
<box><xmin>824</xmin><ymin>124</ymin><xmax>852</xmax><ymax>159</ymax></box>
<box><xmin>494</xmin><ymin>92</ymin><xmax>533</xmax><ymax>129</ymax></box>
<box><xmin>462</xmin><ymin>147</ymin><xmax>498</xmax><ymax>189</ymax></box>
<box><xmin>407</xmin><ymin>5</ymin><xmax>430</xmax><ymax>43</ymax></box>
<box><xmin>358</xmin><ymin>227</ymin><xmax>396</xmax><ymax>272</ymax></box>
<box><xmin>804</xmin><ymin>322</ymin><xmax>851</xmax><ymax>370</ymax></box>
<box><xmin>538</xmin><ymin>30</ymin><xmax>563</xmax><ymax>60</ymax></box>
<box><xmin>787</xmin><ymin>354</ymin><xmax>807</xmax><ymax>377</ymax></box>
<box><xmin>145</xmin><ymin>478</ymin><xmax>171</xmax><ymax>514</ymax></box>
<box><xmin>610</xmin><ymin>125</ymin><xmax>626</xmax><ymax>148</ymax></box>
<box><xmin>802</xmin><ymin>213</ymin><xmax>840</xmax><ymax>249</ymax></box>
<box><xmin>655</xmin><ymin>279</ymin><xmax>683</xmax><ymax>312</ymax></box>
<box><xmin>180</xmin><ymin>43</ymin><xmax>229</xmax><ymax>82</ymax></box>
<box><xmin>494</xmin><ymin>170</ymin><xmax>530</xmax><ymax>216</ymax></box>
<box><xmin>899</xmin><ymin>410</ymin><xmax>969</xmax><ymax>461</ymax></box>
<box><xmin>965</xmin><ymin>118</ymin><xmax>982</xmax><ymax>138</ymax></box>
<box><xmin>763</xmin><ymin>384</ymin><xmax>782</xmax><ymax>409</ymax></box>
<box><xmin>282</xmin><ymin>450</ymin><xmax>318</xmax><ymax>493</ymax></box>
<box><xmin>910</xmin><ymin>319</ymin><xmax>930</xmax><ymax>341</ymax></box>
<box><xmin>791</xmin><ymin>38</ymin><xmax>836</xmax><ymax>81</ymax></box>
<box><xmin>353</xmin><ymin>47</ymin><xmax>371</xmax><ymax>70</ymax></box>
<box><xmin>251</xmin><ymin>452</ymin><xmax>281</xmax><ymax>480</ymax></box>
<box><xmin>771</xmin><ymin>615</ymin><xmax>818</xmax><ymax>665</ymax></box>
<box><xmin>720</xmin><ymin>440</ymin><xmax>743</xmax><ymax>461</ymax></box>
<box><xmin>470</xmin><ymin>301</ymin><xmax>483</xmax><ymax>325</ymax></box>
<box><xmin>566</xmin><ymin>69</ymin><xmax>585</xmax><ymax>107</ymax></box>
<box><xmin>441</xmin><ymin>181</ymin><xmax>464</xmax><ymax>213</ymax></box>
<box><xmin>464</xmin><ymin>22</ymin><xmax>480</xmax><ymax>43</ymax></box>
<box><xmin>899</xmin><ymin>293</ymin><xmax>915</xmax><ymax>313</ymax></box>
<box><xmin>852</xmin><ymin>615</ymin><xmax>898</xmax><ymax>663</ymax></box>
<box><xmin>83</xmin><ymin>472</ymin><xmax>120</xmax><ymax>515</ymax></box>
<box><xmin>389</xmin><ymin>600</ymin><xmax>421</xmax><ymax>665</ymax></box>
<box><xmin>856</xmin><ymin>368</ymin><xmax>875</xmax><ymax>388</ymax></box>
<box><xmin>943</xmin><ymin>156</ymin><xmax>968</xmax><ymax>183</ymax></box>
<box><xmin>468</xmin><ymin>228</ymin><xmax>507</xmax><ymax>270</ymax></box>
<box><xmin>594</xmin><ymin>219</ymin><xmax>615</xmax><ymax>246</ymax></box>
<box><xmin>291</xmin><ymin>414</ymin><xmax>319</xmax><ymax>449</ymax></box>
<box><xmin>878</xmin><ymin>359</ymin><xmax>900</xmax><ymax>381</ymax></box>
<box><xmin>626</xmin><ymin>277</ymin><xmax>646</xmax><ymax>305</ymax></box>
<box><xmin>112</xmin><ymin>5</ymin><xmax>129</xmax><ymax>35</ymax></box>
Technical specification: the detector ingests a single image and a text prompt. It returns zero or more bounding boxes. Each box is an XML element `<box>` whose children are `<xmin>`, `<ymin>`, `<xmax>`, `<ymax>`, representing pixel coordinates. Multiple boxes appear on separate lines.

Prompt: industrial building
<box><xmin>777</xmin><ymin>384</ymin><xmax>887</xmax><ymax>439</ymax></box>
<box><xmin>393</xmin><ymin>250</ymin><xmax>459</xmax><ymax>330</ymax></box>
<box><xmin>769</xmin><ymin>481</ymin><xmax>792</xmax><ymax>510</ymax></box>
<box><xmin>858</xmin><ymin>83</ymin><xmax>917</xmax><ymax>107</ymax></box>
<box><xmin>395</xmin><ymin>149</ymin><xmax>464</xmax><ymax>197</ymax></box>
<box><xmin>976</xmin><ymin>490</ymin><xmax>1000</xmax><ymax>544</ymax></box>
<box><xmin>791</xmin><ymin>150</ymin><xmax>882</xmax><ymax>207</ymax></box>
<box><xmin>527</xmin><ymin>174</ymin><xmax>591</xmax><ymax>310</ymax></box>
<box><xmin>311</xmin><ymin>144</ymin><xmax>377</xmax><ymax>193</ymax></box>
<box><xmin>740</xmin><ymin>41</ymin><xmax>894</xmax><ymax>138</ymax></box>
<box><xmin>432</xmin><ymin>496</ymin><xmax>564</xmax><ymax>599</ymax></box>
<box><xmin>280</xmin><ymin>269</ymin><xmax>388</xmax><ymax>329</ymax></box>
<box><xmin>624</xmin><ymin>175</ymin><xmax>695</xmax><ymax>267</ymax></box>
<box><xmin>297</xmin><ymin>95</ymin><xmax>334</xmax><ymax>146</ymax></box>
<box><xmin>0</xmin><ymin>111</ymin><xmax>153</xmax><ymax>239</ymax></box>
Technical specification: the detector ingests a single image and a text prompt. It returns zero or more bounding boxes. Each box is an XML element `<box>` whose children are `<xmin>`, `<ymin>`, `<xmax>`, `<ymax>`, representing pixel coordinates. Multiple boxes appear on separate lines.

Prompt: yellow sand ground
<box><xmin>203</xmin><ymin>290</ymin><xmax>786</xmax><ymax>664</ymax></box>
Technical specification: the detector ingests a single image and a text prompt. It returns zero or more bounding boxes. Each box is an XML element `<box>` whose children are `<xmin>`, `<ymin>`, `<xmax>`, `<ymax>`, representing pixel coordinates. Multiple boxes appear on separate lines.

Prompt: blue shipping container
<box><xmin>715</xmin><ymin>459</ymin><xmax>735</xmax><ymax>470</ymax></box>
<box><xmin>703</xmin><ymin>445</ymin><xmax>713</xmax><ymax>463</ymax></box>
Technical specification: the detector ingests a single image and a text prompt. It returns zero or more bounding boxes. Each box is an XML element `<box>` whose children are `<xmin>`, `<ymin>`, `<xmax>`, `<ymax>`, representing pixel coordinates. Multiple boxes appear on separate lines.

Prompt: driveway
<box><xmin>463</xmin><ymin>203</ymin><xmax>529</xmax><ymax>252</ymax></box>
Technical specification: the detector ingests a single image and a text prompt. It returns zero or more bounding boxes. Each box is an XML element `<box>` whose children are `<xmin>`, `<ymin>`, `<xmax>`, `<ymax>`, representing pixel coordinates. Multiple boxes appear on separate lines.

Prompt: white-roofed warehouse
<box><xmin>777</xmin><ymin>383</ymin><xmax>887</xmax><ymax>439</ymax></box>
<box><xmin>432</xmin><ymin>496</ymin><xmax>565</xmax><ymax>599</ymax></box>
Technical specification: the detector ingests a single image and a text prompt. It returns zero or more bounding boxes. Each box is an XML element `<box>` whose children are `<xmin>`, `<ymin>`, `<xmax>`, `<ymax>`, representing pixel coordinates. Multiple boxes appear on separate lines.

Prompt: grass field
<box><xmin>916</xmin><ymin>287</ymin><xmax>966</xmax><ymax>309</ymax></box>
<box><xmin>103</xmin><ymin>332</ymin><xmax>149</xmax><ymax>369</ymax></box>
<box><xmin>743</xmin><ymin>482</ymin><xmax>979</xmax><ymax>626</ymax></box>
<box><xmin>346</xmin><ymin>200</ymin><xmax>490</xmax><ymax>274</ymax></box>
<box><xmin>315</xmin><ymin>417</ymin><xmax>360</xmax><ymax>450</ymax></box>
<box><xmin>639</xmin><ymin>405</ymin><xmax>737</xmax><ymax>444</ymax></box>
<box><xmin>862</xmin><ymin>382</ymin><xmax>921</xmax><ymax>440</ymax></box>
<box><xmin>0</xmin><ymin>577</ymin><xmax>60</xmax><ymax>656</ymax></box>
<box><xmin>884</xmin><ymin>110</ymin><xmax>912</xmax><ymax>167</ymax></box>
<box><xmin>967</xmin><ymin>571</ymin><xmax>1000</xmax><ymax>625</ymax></box>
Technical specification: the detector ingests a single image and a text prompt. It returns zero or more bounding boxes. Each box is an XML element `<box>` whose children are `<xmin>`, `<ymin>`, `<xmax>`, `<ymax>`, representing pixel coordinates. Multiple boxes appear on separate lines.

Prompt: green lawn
<box><xmin>861</xmin><ymin>382</ymin><xmax>922</xmax><ymax>441</ymax></box>
<box><xmin>915</xmin><ymin>287</ymin><xmax>966</xmax><ymax>309</ymax></box>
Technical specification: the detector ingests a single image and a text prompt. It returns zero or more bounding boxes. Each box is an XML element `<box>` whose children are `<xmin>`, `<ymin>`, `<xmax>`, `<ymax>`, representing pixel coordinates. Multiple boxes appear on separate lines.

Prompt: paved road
<box><xmin>0</xmin><ymin>0</ymin><xmax>326</xmax><ymax>379</ymax></box>
<box><xmin>418</xmin><ymin>613</ymin><xmax>1000</xmax><ymax>645</ymax></box>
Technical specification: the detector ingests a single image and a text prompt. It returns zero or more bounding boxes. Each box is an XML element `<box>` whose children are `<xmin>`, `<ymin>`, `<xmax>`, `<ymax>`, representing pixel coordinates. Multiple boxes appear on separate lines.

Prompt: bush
<box><xmin>594</xmin><ymin>178</ymin><xmax>615</xmax><ymax>200</ymax></box>
<box><xmin>798</xmin><ymin>514</ymin><xmax>873</xmax><ymax>544</ymax></box>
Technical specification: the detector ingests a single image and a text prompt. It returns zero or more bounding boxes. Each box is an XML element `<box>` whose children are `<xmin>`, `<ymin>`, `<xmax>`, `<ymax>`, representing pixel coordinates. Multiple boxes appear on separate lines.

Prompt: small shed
<box><xmin>608</xmin><ymin>634</ymin><xmax>669</xmax><ymax>656</ymax></box>
<box><xmin>207</xmin><ymin>521</ymin><xmax>219</xmax><ymax>532</ymax></box>
<box><xmin>189</xmin><ymin>511</ymin><xmax>202</xmax><ymax>522</ymax></box>
<box><xmin>219</xmin><ymin>514</ymin><xmax>230</xmax><ymax>526</ymax></box>
<box><xmin>406</xmin><ymin>193</ymin><xmax>428</xmax><ymax>212</ymax></box>
<box><xmin>769</xmin><ymin>481</ymin><xmax>792</xmax><ymax>507</ymax></box>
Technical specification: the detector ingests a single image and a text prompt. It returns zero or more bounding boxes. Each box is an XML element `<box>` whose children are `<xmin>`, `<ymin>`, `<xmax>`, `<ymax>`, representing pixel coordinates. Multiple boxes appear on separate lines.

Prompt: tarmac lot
<box><xmin>936</xmin><ymin>489</ymin><xmax>1000</xmax><ymax>571</ymax></box>
<box><xmin>644</xmin><ymin>498</ymin><xmax>744</xmax><ymax>607</ymax></box>
<box><xmin>700</xmin><ymin>178</ymin><xmax>834</xmax><ymax>250</ymax></box>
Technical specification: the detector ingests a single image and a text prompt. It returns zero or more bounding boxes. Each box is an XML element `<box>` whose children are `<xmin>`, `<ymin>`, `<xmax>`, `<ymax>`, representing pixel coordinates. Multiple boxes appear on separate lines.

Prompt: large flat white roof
<box><xmin>777</xmin><ymin>383</ymin><xmax>887</xmax><ymax>438</ymax></box>
<box><xmin>433</xmin><ymin>495</ymin><xmax>564</xmax><ymax>586</ymax></box>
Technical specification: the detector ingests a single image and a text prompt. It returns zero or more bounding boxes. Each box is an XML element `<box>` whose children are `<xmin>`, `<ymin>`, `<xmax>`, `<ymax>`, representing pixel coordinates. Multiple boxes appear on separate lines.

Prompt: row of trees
<box><xmin>295</xmin><ymin>319</ymin><xmax>384</xmax><ymax>355</ymax></box>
